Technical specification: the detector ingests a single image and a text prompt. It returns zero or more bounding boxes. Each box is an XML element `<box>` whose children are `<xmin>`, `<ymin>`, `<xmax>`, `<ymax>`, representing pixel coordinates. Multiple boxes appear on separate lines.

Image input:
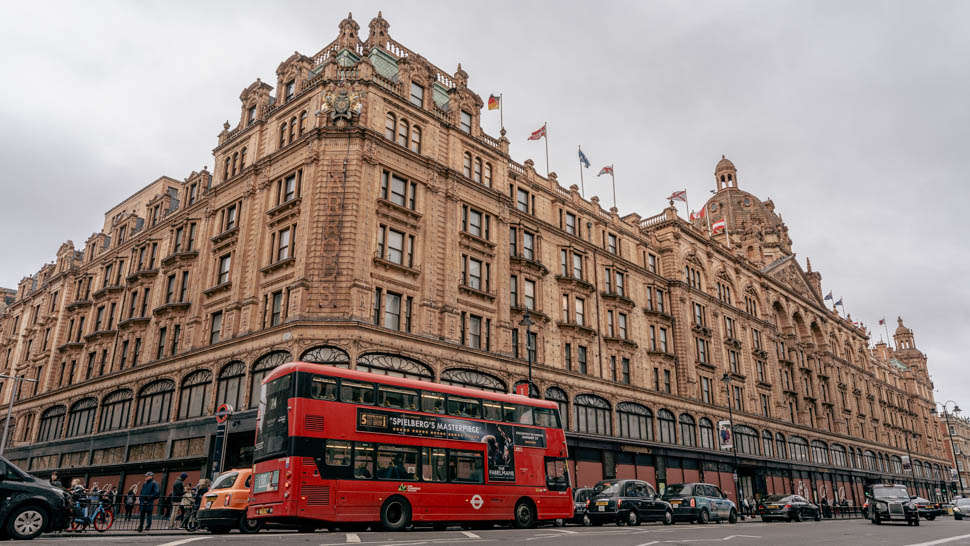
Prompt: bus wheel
<box><xmin>381</xmin><ymin>496</ymin><xmax>412</xmax><ymax>532</ymax></box>
<box><xmin>513</xmin><ymin>499</ymin><xmax>537</xmax><ymax>529</ymax></box>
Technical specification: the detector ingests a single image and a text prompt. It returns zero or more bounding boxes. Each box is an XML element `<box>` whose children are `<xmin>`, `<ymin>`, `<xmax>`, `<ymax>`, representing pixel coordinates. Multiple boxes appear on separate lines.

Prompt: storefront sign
<box><xmin>718</xmin><ymin>420</ymin><xmax>733</xmax><ymax>450</ymax></box>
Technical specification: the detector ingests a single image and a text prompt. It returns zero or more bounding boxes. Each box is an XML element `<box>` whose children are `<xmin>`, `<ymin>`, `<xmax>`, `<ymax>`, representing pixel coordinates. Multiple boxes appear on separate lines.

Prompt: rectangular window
<box><xmin>179</xmin><ymin>271</ymin><xmax>189</xmax><ymax>302</ymax></box>
<box><xmin>276</xmin><ymin>226</ymin><xmax>292</xmax><ymax>261</ymax></box>
<box><xmin>659</xmin><ymin>327</ymin><xmax>668</xmax><ymax>352</ymax></box>
<box><xmin>663</xmin><ymin>369</ymin><xmax>671</xmax><ymax>393</ymax></box>
<box><xmin>577</xmin><ymin>346</ymin><xmax>587</xmax><ymax>374</ymax></box>
<box><xmin>733</xmin><ymin>385</ymin><xmax>744</xmax><ymax>411</ymax></box>
<box><xmin>564</xmin><ymin>343</ymin><xmax>572</xmax><ymax>371</ymax></box>
<box><xmin>656</xmin><ymin>289</ymin><xmax>665</xmax><ymax>313</ymax></box>
<box><xmin>696</xmin><ymin>337</ymin><xmax>708</xmax><ymax>363</ymax></box>
<box><xmin>728</xmin><ymin>350</ymin><xmax>739</xmax><ymax>373</ymax></box>
<box><xmin>410</xmin><ymin>82</ymin><xmax>424</xmax><ymax>107</ymax></box>
<box><xmin>649</xmin><ymin>326</ymin><xmax>657</xmax><ymax>351</ymax></box>
<box><xmin>607</xmin><ymin>310</ymin><xmax>614</xmax><ymax>337</ymax></box>
<box><xmin>141</xmin><ymin>288</ymin><xmax>150</xmax><ymax>317</ymax></box>
<box><xmin>210</xmin><ymin>311</ymin><xmax>223</xmax><ymax>344</ymax></box>
<box><xmin>607</xmin><ymin>233</ymin><xmax>618</xmax><ymax>254</ymax></box>
<box><xmin>218</xmin><ymin>254</ymin><xmax>231</xmax><ymax>284</ymax></box>
<box><xmin>165</xmin><ymin>274</ymin><xmax>176</xmax><ymax>303</ymax></box>
<box><xmin>701</xmin><ymin>376</ymin><xmax>712</xmax><ymax>404</ymax></box>
<box><xmin>384</xmin><ymin>292</ymin><xmax>402</xmax><ymax>330</ymax></box>
<box><xmin>510</xmin><ymin>227</ymin><xmax>518</xmax><ymax>257</ymax></box>
<box><xmin>157</xmin><ymin>327</ymin><xmax>167</xmax><ymax>359</ymax></box>
<box><xmin>285</xmin><ymin>80</ymin><xmax>295</xmax><ymax>101</ymax></box>
<box><xmin>761</xmin><ymin>393</ymin><xmax>771</xmax><ymax>417</ymax></box>
<box><xmin>516</xmin><ymin>188</ymin><xmax>529</xmax><ymax>212</ymax></box>
<box><xmin>171</xmin><ymin>324</ymin><xmax>180</xmax><ymax>355</ymax></box>
<box><xmin>460</xmin><ymin>111</ymin><xmax>472</xmax><ymax>134</ymax></box>
<box><xmin>615</xmin><ymin>271</ymin><xmax>625</xmax><ymax>296</ymax></box>
<box><xmin>621</xmin><ymin>358</ymin><xmax>630</xmax><ymax>385</ymax></box>
<box><xmin>524</xmin><ymin>279</ymin><xmax>536</xmax><ymax>310</ymax></box>
<box><xmin>467</xmin><ymin>314</ymin><xmax>482</xmax><ymax>349</ymax></box>
<box><xmin>693</xmin><ymin>302</ymin><xmax>705</xmax><ymax>325</ymax></box>
<box><xmin>725</xmin><ymin>316</ymin><xmax>736</xmax><ymax>339</ymax></box>
<box><xmin>565</xmin><ymin>212</ymin><xmax>576</xmax><ymax>235</ymax></box>
<box><xmin>572</xmin><ymin>253</ymin><xmax>583</xmax><ymax>279</ymax></box>
<box><xmin>225</xmin><ymin>204</ymin><xmax>237</xmax><ymax>231</ymax></box>
<box><xmin>522</xmin><ymin>231</ymin><xmax>534</xmax><ymax>260</ymax></box>
<box><xmin>510</xmin><ymin>276</ymin><xmax>518</xmax><ymax>307</ymax></box>
<box><xmin>574</xmin><ymin>297</ymin><xmax>585</xmax><ymax>326</ymax></box>
<box><xmin>270</xmin><ymin>291</ymin><xmax>283</xmax><ymax>326</ymax></box>
<box><xmin>648</xmin><ymin>253</ymin><xmax>657</xmax><ymax>273</ymax></box>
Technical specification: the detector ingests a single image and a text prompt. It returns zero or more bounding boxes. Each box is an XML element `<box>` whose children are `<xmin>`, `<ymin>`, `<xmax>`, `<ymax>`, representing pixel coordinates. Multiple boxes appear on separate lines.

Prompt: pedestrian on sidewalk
<box><xmin>137</xmin><ymin>472</ymin><xmax>160</xmax><ymax>532</ymax></box>
<box><xmin>124</xmin><ymin>484</ymin><xmax>137</xmax><ymax>520</ymax></box>
<box><xmin>180</xmin><ymin>483</ymin><xmax>194</xmax><ymax>528</ymax></box>
<box><xmin>169</xmin><ymin>473</ymin><xmax>187</xmax><ymax>526</ymax></box>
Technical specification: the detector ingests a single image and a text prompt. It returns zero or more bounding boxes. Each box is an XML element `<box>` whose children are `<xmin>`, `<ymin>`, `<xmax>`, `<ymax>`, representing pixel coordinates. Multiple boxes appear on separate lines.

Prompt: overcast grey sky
<box><xmin>1</xmin><ymin>1</ymin><xmax>968</xmax><ymax>407</ymax></box>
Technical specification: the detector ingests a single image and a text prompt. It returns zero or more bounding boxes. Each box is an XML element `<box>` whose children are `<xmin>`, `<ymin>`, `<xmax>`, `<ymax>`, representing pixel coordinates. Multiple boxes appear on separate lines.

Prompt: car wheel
<box><xmin>791</xmin><ymin>509</ymin><xmax>802</xmax><ymax>522</ymax></box>
<box><xmin>872</xmin><ymin>512</ymin><xmax>881</xmax><ymax>525</ymax></box>
<box><xmin>381</xmin><ymin>497</ymin><xmax>412</xmax><ymax>532</ymax></box>
<box><xmin>6</xmin><ymin>505</ymin><xmax>48</xmax><ymax>541</ymax></box>
<box><xmin>728</xmin><ymin>509</ymin><xmax>738</xmax><ymax>524</ymax></box>
<box><xmin>513</xmin><ymin>500</ymin><xmax>537</xmax><ymax>529</ymax></box>
<box><xmin>240</xmin><ymin>514</ymin><xmax>263</xmax><ymax>533</ymax></box>
<box><xmin>698</xmin><ymin>508</ymin><xmax>710</xmax><ymax>524</ymax></box>
<box><xmin>582</xmin><ymin>514</ymin><xmax>591</xmax><ymax>526</ymax></box>
<box><xmin>814</xmin><ymin>509</ymin><xmax>821</xmax><ymax>522</ymax></box>
<box><xmin>626</xmin><ymin>510</ymin><xmax>640</xmax><ymax>526</ymax></box>
<box><xmin>663</xmin><ymin>510</ymin><xmax>673</xmax><ymax>526</ymax></box>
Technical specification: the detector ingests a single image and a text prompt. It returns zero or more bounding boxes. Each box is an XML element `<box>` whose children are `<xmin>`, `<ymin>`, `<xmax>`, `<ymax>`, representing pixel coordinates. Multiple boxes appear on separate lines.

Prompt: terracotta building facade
<box><xmin>0</xmin><ymin>12</ymin><xmax>956</xmax><ymax>504</ymax></box>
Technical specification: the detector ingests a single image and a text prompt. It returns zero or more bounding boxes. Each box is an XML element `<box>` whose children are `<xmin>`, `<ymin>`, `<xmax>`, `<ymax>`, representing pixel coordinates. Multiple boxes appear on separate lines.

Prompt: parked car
<box><xmin>952</xmin><ymin>498</ymin><xmax>970</xmax><ymax>520</ymax></box>
<box><xmin>586</xmin><ymin>479</ymin><xmax>673</xmax><ymax>526</ymax></box>
<box><xmin>661</xmin><ymin>482</ymin><xmax>738</xmax><ymax>524</ymax></box>
<box><xmin>0</xmin><ymin>456</ymin><xmax>71</xmax><ymax>540</ymax></box>
<box><xmin>911</xmin><ymin>497</ymin><xmax>942</xmax><ymax>520</ymax></box>
<box><xmin>571</xmin><ymin>488</ymin><xmax>594</xmax><ymax>525</ymax></box>
<box><xmin>197</xmin><ymin>468</ymin><xmax>263</xmax><ymax>534</ymax></box>
<box><xmin>756</xmin><ymin>494</ymin><xmax>821</xmax><ymax>522</ymax></box>
<box><xmin>866</xmin><ymin>484</ymin><xmax>919</xmax><ymax>526</ymax></box>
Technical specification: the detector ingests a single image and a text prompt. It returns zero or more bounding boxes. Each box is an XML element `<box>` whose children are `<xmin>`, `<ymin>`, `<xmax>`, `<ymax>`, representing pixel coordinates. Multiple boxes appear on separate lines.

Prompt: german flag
<box><xmin>488</xmin><ymin>94</ymin><xmax>500</xmax><ymax>110</ymax></box>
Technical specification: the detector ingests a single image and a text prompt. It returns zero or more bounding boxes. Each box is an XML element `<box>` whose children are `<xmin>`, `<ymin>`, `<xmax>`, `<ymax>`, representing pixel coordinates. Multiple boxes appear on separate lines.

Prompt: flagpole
<box><xmin>578</xmin><ymin>146</ymin><xmax>585</xmax><ymax>198</ymax></box>
<box><xmin>499</xmin><ymin>93</ymin><xmax>504</xmax><ymax>131</ymax></box>
<box><xmin>610</xmin><ymin>165</ymin><xmax>616</xmax><ymax>209</ymax></box>
<box><xmin>544</xmin><ymin>122</ymin><xmax>549</xmax><ymax>176</ymax></box>
<box><xmin>883</xmin><ymin>321</ymin><xmax>893</xmax><ymax>350</ymax></box>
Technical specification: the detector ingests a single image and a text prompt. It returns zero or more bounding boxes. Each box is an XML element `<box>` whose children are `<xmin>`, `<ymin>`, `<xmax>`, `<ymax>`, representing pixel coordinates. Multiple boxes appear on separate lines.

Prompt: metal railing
<box><xmin>62</xmin><ymin>494</ymin><xmax>204</xmax><ymax>532</ymax></box>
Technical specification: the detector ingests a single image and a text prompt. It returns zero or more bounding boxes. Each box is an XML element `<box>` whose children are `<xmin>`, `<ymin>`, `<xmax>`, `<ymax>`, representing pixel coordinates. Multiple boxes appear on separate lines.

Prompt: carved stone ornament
<box><xmin>321</xmin><ymin>89</ymin><xmax>362</xmax><ymax>121</ymax></box>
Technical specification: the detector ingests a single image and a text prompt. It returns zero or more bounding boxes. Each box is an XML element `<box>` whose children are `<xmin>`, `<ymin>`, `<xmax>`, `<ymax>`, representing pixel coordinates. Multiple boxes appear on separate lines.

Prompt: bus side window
<box><xmin>450</xmin><ymin>450</ymin><xmax>484</xmax><ymax>483</ymax></box>
<box><xmin>534</xmin><ymin>407</ymin><xmax>557</xmax><ymax>428</ymax></box>
<box><xmin>421</xmin><ymin>392</ymin><xmax>445</xmax><ymax>414</ymax></box>
<box><xmin>354</xmin><ymin>443</ymin><xmax>375</xmax><ymax>479</ymax></box>
<box><xmin>379</xmin><ymin>386</ymin><xmax>419</xmax><ymax>410</ymax></box>
<box><xmin>311</xmin><ymin>376</ymin><xmax>338</xmax><ymax>400</ymax></box>
<box><xmin>544</xmin><ymin>457</ymin><xmax>569</xmax><ymax>491</ymax></box>
<box><xmin>482</xmin><ymin>400</ymin><xmax>503</xmax><ymax>421</ymax></box>
<box><xmin>505</xmin><ymin>404</ymin><xmax>534</xmax><ymax>425</ymax></box>
<box><xmin>447</xmin><ymin>395</ymin><xmax>481</xmax><ymax>418</ymax></box>
<box><xmin>325</xmin><ymin>440</ymin><xmax>352</xmax><ymax>466</ymax></box>
<box><xmin>340</xmin><ymin>380</ymin><xmax>375</xmax><ymax>405</ymax></box>
<box><xmin>422</xmin><ymin>447</ymin><xmax>448</xmax><ymax>482</ymax></box>
<box><xmin>377</xmin><ymin>445</ymin><xmax>419</xmax><ymax>481</ymax></box>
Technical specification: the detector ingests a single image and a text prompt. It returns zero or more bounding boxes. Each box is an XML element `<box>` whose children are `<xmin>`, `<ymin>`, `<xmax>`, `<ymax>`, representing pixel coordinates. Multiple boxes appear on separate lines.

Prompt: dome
<box><xmin>715</xmin><ymin>155</ymin><xmax>736</xmax><ymax>174</ymax></box>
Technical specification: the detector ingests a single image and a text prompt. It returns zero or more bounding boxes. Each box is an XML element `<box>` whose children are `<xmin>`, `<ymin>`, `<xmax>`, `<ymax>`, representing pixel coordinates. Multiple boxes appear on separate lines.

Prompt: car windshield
<box><xmin>594</xmin><ymin>482</ymin><xmax>622</xmax><ymax>496</ymax></box>
<box><xmin>663</xmin><ymin>484</ymin><xmax>691</xmax><ymax>498</ymax></box>
<box><xmin>211</xmin><ymin>472</ymin><xmax>239</xmax><ymax>490</ymax></box>
<box><xmin>593</xmin><ymin>481</ymin><xmax>616</xmax><ymax>494</ymax></box>
<box><xmin>575</xmin><ymin>489</ymin><xmax>594</xmax><ymax>502</ymax></box>
<box><xmin>872</xmin><ymin>486</ymin><xmax>909</xmax><ymax>499</ymax></box>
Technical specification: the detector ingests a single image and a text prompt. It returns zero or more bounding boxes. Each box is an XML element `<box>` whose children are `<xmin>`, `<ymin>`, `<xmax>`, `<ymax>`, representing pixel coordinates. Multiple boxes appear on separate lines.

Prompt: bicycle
<box><xmin>182</xmin><ymin>505</ymin><xmax>200</xmax><ymax>532</ymax></box>
<box><xmin>69</xmin><ymin>499</ymin><xmax>114</xmax><ymax>532</ymax></box>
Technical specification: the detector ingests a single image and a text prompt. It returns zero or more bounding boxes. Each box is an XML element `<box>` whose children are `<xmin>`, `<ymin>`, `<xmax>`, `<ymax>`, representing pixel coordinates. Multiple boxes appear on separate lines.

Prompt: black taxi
<box><xmin>586</xmin><ymin>479</ymin><xmax>674</xmax><ymax>526</ymax></box>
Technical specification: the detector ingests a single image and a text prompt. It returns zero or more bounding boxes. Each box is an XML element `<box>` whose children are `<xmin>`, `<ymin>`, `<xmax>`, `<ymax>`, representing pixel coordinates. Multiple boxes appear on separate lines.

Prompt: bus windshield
<box><xmin>255</xmin><ymin>374</ymin><xmax>292</xmax><ymax>461</ymax></box>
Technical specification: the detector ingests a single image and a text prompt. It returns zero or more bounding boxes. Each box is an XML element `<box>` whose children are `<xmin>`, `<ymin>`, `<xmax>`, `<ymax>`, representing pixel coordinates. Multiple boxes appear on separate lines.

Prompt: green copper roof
<box><xmin>889</xmin><ymin>358</ymin><xmax>909</xmax><ymax>371</ymax></box>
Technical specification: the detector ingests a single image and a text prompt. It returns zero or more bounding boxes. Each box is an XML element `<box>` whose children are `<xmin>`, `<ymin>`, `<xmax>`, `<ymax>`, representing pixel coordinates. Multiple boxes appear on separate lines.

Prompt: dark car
<box><xmin>866</xmin><ymin>484</ymin><xmax>919</xmax><ymax>526</ymax></box>
<box><xmin>911</xmin><ymin>497</ymin><xmax>942</xmax><ymax>520</ymax></box>
<box><xmin>0</xmin><ymin>456</ymin><xmax>71</xmax><ymax>540</ymax></box>
<box><xmin>571</xmin><ymin>488</ymin><xmax>594</xmax><ymax>525</ymax></box>
<box><xmin>586</xmin><ymin>479</ymin><xmax>673</xmax><ymax>526</ymax></box>
<box><xmin>756</xmin><ymin>494</ymin><xmax>821</xmax><ymax>522</ymax></box>
<box><xmin>953</xmin><ymin>498</ymin><xmax>970</xmax><ymax>520</ymax></box>
<box><xmin>662</xmin><ymin>483</ymin><xmax>738</xmax><ymax>524</ymax></box>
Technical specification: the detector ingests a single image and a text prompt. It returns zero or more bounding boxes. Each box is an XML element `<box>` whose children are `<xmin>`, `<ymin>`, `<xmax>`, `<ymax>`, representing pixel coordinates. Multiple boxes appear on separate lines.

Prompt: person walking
<box><xmin>169</xmin><ymin>473</ymin><xmax>187</xmax><ymax>526</ymax></box>
<box><xmin>49</xmin><ymin>471</ymin><xmax>63</xmax><ymax>488</ymax></box>
<box><xmin>124</xmin><ymin>484</ymin><xmax>137</xmax><ymax>521</ymax></box>
<box><xmin>180</xmin><ymin>483</ymin><xmax>194</xmax><ymax>529</ymax></box>
<box><xmin>137</xmin><ymin>472</ymin><xmax>160</xmax><ymax>532</ymax></box>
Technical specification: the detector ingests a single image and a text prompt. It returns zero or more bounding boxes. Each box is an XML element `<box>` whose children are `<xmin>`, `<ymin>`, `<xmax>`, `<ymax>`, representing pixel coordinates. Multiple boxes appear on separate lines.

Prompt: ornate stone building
<box><xmin>0</xmin><ymin>12</ymin><xmax>954</xmax><ymax>503</ymax></box>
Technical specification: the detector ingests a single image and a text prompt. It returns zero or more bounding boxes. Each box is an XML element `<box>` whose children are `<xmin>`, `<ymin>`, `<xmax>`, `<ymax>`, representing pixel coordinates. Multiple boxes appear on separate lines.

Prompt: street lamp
<box><xmin>0</xmin><ymin>374</ymin><xmax>38</xmax><ymax>457</ymax></box>
<box><xmin>519</xmin><ymin>311</ymin><xmax>535</xmax><ymax>398</ymax></box>
<box><xmin>932</xmin><ymin>401</ymin><xmax>963</xmax><ymax>497</ymax></box>
<box><xmin>721</xmin><ymin>373</ymin><xmax>743</xmax><ymax>516</ymax></box>
<box><xmin>904</xmin><ymin>432</ymin><xmax>917</xmax><ymax>492</ymax></box>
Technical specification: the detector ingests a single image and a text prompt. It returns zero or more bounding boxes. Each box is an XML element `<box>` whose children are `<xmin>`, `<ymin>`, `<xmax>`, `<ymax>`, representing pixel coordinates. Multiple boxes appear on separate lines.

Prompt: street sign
<box><xmin>211</xmin><ymin>422</ymin><xmax>227</xmax><ymax>476</ymax></box>
<box><xmin>215</xmin><ymin>403</ymin><xmax>234</xmax><ymax>424</ymax></box>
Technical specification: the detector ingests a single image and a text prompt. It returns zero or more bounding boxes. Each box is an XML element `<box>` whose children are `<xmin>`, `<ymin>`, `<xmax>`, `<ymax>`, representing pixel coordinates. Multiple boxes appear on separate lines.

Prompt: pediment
<box><xmin>762</xmin><ymin>254</ymin><xmax>821</xmax><ymax>306</ymax></box>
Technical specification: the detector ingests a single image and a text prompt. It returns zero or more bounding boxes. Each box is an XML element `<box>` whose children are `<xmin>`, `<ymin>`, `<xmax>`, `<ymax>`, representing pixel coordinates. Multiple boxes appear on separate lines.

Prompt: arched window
<box><xmin>734</xmin><ymin>425</ymin><xmax>759</xmax><ymax>455</ymax></box>
<box><xmin>679</xmin><ymin>414</ymin><xmax>697</xmax><ymax>447</ymax></box>
<box><xmin>66</xmin><ymin>398</ymin><xmax>97</xmax><ymax>437</ymax></box>
<box><xmin>831</xmin><ymin>444</ymin><xmax>848</xmax><ymax>467</ymax></box>
<box><xmin>776</xmin><ymin>433</ymin><xmax>787</xmax><ymax>459</ymax></box>
<box><xmin>575</xmin><ymin>394</ymin><xmax>611</xmax><ymax>436</ymax></box>
<box><xmin>484</xmin><ymin>162</ymin><xmax>492</xmax><ymax>186</ymax></box>
<box><xmin>890</xmin><ymin>454</ymin><xmax>902</xmax><ymax>474</ymax></box>
<box><xmin>37</xmin><ymin>405</ymin><xmax>65</xmax><ymax>442</ymax></box>
<box><xmin>463</xmin><ymin>152</ymin><xmax>473</xmax><ymax>178</ymax></box>
<box><xmin>545</xmin><ymin>387</ymin><xmax>568</xmax><ymax>430</ymax></box>
<box><xmin>288</xmin><ymin>116</ymin><xmax>296</xmax><ymax>142</ymax></box>
<box><xmin>178</xmin><ymin>369</ymin><xmax>212</xmax><ymax>420</ymax></box>
<box><xmin>699</xmin><ymin>418</ymin><xmax>715</xmax><ymax>449</ymax></box>
<box><xmin>301</xmin><ymin>346</ymin><xmax>351</xmax><ymax>368</ymax></box>
<box><xmin>788</xmin><ymin>436</ymin><xmax>810</xmax><ymax>462</ymax></box>
<box><xmin>811</xmin><ymin>440</ymin><xmax>829</xmax><ymax>464</ymax></box>
<box><xmin>617</xmin><ymin>402</ymin><xmax>652</xmax><ymax>441</ymax></box>
<box><xmin>279</xmin><ymin>122</ymin><xmax>287</xmax><ymax>148</ymax></box>
<box><xmin>762</xmin><ymin>430</ymin><xmax>774</xmax><ymax>457</ymax></box>
<box><xmin>657</xmin><ymin>409</ymin><xmax>676</xmax><ymax>444</ymax></box>
<box><xmin>299</xmin><ymin>111</ymin><xmax>307</xmax><ymax>136</ymax></box>
<box><xmin>240</xmin><ymin>147</ymin><xmax>247</xmax><ymax>169</ymax></box>
<box><xmin>473</xmin><ymin>158</ymin><xmax>482</xmax><ymax>183</ymax></box>
<box><xmin>215</xmin><ymin>361</ymin><xmax>245</xmax><ymax>411</ymax></box>
<box><xmin>410</xmin><ymin>125</ymin><xmax>421</xmax><ymax>153</ymax></box>
<box><xmin>397</xmin><ymin>119</ymin><xmax>409</xmax><ymax>147</ymax></box>
<box><xmin>249</xmin><ymin>351</ymin><xmax>293</xmax><ymax>408</ymax></box>
<box><xmin>134</xmin><ymin>379</ymin><xmax>175</xmax><ymax>426</ymax></box>
<box><xmin>357</xmin><ymin>353</ymin><xmax>432</xmax><ymax>381</ymax></box>
<box><xmin>99</xmin><ymin>390</ymin><xmax>132</xmax><ymax>432</ymax></box>
<box><xmin>384</xmin><ymin>112</ymin><xmax>396</xmax><ymax>140</ymax></box>
<box><xmin>440</xmin><ymin>369</ymin><xmax>506</xmax><ymax>392</ymax></box>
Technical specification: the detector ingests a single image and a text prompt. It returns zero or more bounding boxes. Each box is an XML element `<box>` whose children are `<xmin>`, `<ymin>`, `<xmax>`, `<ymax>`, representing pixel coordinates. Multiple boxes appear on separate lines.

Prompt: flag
<box><xmin>578</xmin><ymin>148</ymin><xmax>590</xmax><ymax>168</ymax></box>
<box><xmin>690</xmin><ymin>207</ymin><xmax>706</xmax><ymax>221</ymax></box>
<box><xmin>667</xmin><ymin>190</ymin><xmax>687</xmax><ymax>203</ymax></box>
<box><xmin>878</xmin><ymin>317</ymin><xmax>886</xmax><ymax>325</ymax></box>
<box><xmin>488</xmin><ymin>94</ymin><xmax>500</xmax><ymax>110</ymax></box>
<box><xmin>824</xmin><ymin>291</ymin><xmax>833</xmax><ymax>301</ymax></box>
<box><xmin>598</xmin><ymin>165</ymin><xmax>613</xmax><ymax>177</ymax></box>
<box><xmin>528</xmin><ymin>124</ymin><xmax>546</xmax><ymax>141</ymax></box>
<box><xmin>712</xmin><ymin>218</ymin><xmax>726</xmax><ymax>233</ymax></box>
<box><xmin>834</xmin><ymin>298</ymin><xmax>843</xmax><ymax>307</ymax></box>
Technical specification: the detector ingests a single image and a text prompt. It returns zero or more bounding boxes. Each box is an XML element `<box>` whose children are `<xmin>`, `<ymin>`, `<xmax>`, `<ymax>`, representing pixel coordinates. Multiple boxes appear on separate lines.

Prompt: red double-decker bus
<box><xmin>247</xmin><ymin>362</ymin><xmax>572</xmax><ymax>531</ymax></box>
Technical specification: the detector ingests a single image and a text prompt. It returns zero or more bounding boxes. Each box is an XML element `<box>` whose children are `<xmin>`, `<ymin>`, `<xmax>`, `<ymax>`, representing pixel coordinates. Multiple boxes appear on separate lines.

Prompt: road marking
<box><xmin>905</xmin><ymin>534</ymin><xmax>970</xmax><ymax>546</ymax></box>
<box><xmin>346</xmin><ymin>532</ymin><xmax>361</xmax><ymax>543</ymax></box>
<box><xmin>635</xmin><ymin>542</ymin><xmax>660</xmax><ymax>546</ymax></box>
<box><xmin>157</xmin><ymin>538</ymin><xmax>211</xmax><ymax>546</ymax></box>
<box><xmin>462</xmin><ymin>531</ymin><xmax>480</xmax><ymax>538</ymax></box>
<box><xmin>546</xmin><ymin>528</ymin><xmax>578</xmax><ymax>534</ymax></box>
<box><xmin>723</xmin><ymin>537</ymin><xmax>761</xmax><ymax>541</ymax></box>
